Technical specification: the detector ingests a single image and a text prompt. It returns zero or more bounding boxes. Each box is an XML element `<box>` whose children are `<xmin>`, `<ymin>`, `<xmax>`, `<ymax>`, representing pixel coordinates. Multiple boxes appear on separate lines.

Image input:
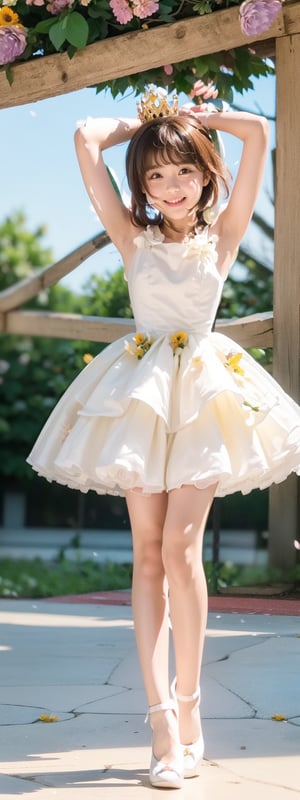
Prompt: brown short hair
<box><xmin>125</xmin><ymin>115</ymin><xmax>230</xmax><ymax>228</ymax></box>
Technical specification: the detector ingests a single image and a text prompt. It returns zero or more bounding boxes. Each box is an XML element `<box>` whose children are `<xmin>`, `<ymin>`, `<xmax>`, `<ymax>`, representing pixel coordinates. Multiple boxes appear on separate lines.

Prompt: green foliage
<box><xmin>0</xmin><ymin>212</ymin><xmax>52</xmax><ymax>290</ymax></box>
<box><xmin>101</xmin><ymin>52</ymin><xmax>274</xmax><ymax>104</ymax></box>
<box><xmin>205</xmin><ymin>560</ymin><xmax>300</xmax><ymax>594</ymax></box>
<box><xmin>0</xmin><ymin>557</ymin><xmax>133</xmax><ymax>598</ymax></box>
<box><xmin>0</xmin><ymin>556</ymin><xmax>299</xmax><ymax>598</ymax></box>
<box><xmin>49</xmin><ymin>11</ymin><xmax>89</xmax><ymax>50</ymax></box>
<box><xmin>192</xmin><ymin>0</ymin><xmax>214</xmax><ymax>14</ymax></box>
<box><xmin>0</xmin><ymin>212</ymin><xmax>101</xmax><ymax>480</ymax></box>
<box><xmin>81</xmin><ymin>268</ymin><xmax>132</xmax><ymax>318</ymax></box>
<box><xmin>218</xmin><ymin>271</ymin><xmax>273</xmax><ymax>320</ymax></box>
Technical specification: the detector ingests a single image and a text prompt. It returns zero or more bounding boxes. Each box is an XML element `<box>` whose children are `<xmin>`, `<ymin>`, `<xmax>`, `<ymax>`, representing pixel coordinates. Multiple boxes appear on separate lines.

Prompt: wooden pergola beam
<box><xmin>0</xmin><ymin>308</ymin><xmax>273</xmax><ymax>349</ymax></box>
<box><xmin>0</xmin><ymin>231</ymin><xmax>110</xmax><ymax>313</ymax></box>
<box><xmin>1</xmin><ymin>3</ymin><xmax>300</xmax><ymax>108</ymax></box>
<box><xmin>268</xmin><ymin>31</ymin><xmax>300</xmax><ymax>569</ymax></box>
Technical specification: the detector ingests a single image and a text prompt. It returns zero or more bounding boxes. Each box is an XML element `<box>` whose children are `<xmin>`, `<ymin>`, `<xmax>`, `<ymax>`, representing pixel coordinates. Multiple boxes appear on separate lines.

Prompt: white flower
<box><xmin>183</xmin><ymin>231</ymin><xmax>218</xmax><ymax>263</ymax></box>
<box><xmin>203</xmin><ymin>205</ymin><xmax>218</xmax><ymax>224</ymax></box>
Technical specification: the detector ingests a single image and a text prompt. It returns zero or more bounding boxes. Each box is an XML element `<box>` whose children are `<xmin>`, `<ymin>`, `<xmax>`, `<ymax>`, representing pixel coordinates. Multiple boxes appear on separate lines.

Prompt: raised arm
<box><xmin>74</xmin><ymin>116</ymin><xmax>141</xmax><ymax>265</ymax></box>
<box><xmin>184</xmin><ymin>101</ymin><xmax>269</xmax><ymax>277</ymax></box>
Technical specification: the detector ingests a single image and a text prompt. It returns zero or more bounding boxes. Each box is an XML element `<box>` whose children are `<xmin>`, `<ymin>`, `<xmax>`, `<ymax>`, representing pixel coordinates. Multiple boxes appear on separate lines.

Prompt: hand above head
<box><xmin>179</xmin><ymin>80</ymin><xmax>219</xmax><ymax>118</ymax></box>
<box><xmin>190</xmin><ymin>79</ymin><xmax>219</xmax><ymax>105</ymax></box>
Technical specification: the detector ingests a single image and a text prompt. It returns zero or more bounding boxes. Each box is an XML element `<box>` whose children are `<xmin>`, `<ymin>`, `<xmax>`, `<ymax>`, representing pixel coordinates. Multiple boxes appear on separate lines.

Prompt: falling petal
<box><xmin>294</xmin><ymin>539</ymin><xmax>300</xmax><ymax>550</ymax></box>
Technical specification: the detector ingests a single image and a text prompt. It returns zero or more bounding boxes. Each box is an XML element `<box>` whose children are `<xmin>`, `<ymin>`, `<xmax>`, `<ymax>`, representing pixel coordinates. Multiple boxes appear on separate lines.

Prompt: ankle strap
<box><xmin>148</xmin><ymin>699</ymin><xmax>177</xmax><ymax>714</ymax></box>
<box><xmin>171</xmin><ymin>678</ymin><xmax>200</xmax><ymax>703</ymax></box>
<box><xmin>176</xmin><ymin>687</ymin><xmax>200</xmax><ymax>702</ymax></box>
<box><xmin>145</xmin><ymin>699</ymin><xmax>177</xmax><ymax>723</ymax></box>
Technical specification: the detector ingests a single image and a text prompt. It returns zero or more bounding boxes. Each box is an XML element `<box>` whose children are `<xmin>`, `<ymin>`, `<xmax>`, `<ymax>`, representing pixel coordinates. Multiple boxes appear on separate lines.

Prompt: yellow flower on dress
<box><xmin>83</xmin><ymin>353</ymin><xmax>94</xmax><ymax>364</ymax></box>
<box><xmin>225</xmin><ymin>351</ymin><xmax>245</xmax><ymax>376</ymax></box>
<box><xmin>124</xmin><ymin>332</ymin><xmax>154</xmax><ymax>359</ymax></box>
<box><xmin>272</xmin><ymin>714</ymin><xmax>286</xmax><ymax>722</ymax></box>
<box><xmin>0</xmin><ymin>6</ymin><xmax>19</xmax><ymax>24</ymax></box>
<box><xmin>134</xmin><ymin>332</ymin><xmax>147</xmax><ymax>346</ymax></box>
<box><xmin>170</xmin><ymin>331</ymin><xmax>189</xmax><ymax>354</ymax></box>
<box><xmin>39</xmin><ymin>713</ymin><xmax>59</xmax><ymax>723</ymax></box>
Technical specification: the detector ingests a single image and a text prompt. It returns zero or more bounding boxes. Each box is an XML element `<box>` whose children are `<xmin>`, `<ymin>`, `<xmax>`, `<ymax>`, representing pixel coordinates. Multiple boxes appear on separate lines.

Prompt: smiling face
<box><xmin>125</xmin><ymin>116</ymin><xmax>230</xmax><ymax>230</ymax></box>
<box><xmin>144</xmin><ymin>158</ymin><xmax>208</xmax><ymax>224</ymax></box>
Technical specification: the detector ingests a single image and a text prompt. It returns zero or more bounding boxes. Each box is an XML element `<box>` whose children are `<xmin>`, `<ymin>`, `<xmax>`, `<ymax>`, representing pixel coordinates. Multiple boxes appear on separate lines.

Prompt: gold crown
<box><xmin>137</xmin><ymin>85</ymin><xmax>178</xmax><ymax>123</ymax></box>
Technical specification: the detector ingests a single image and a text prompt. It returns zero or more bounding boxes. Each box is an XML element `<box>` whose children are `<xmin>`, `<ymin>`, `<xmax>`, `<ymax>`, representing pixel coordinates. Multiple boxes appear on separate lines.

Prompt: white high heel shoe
<box><xmin>147</xmin><ymin>700</ymin><xmax>184</xmax><ymax>789</ymax></box>
<box><xmin>171</xmin><ymin>680</ymin><xmax>204</xmax><ymax>779</ymax></box>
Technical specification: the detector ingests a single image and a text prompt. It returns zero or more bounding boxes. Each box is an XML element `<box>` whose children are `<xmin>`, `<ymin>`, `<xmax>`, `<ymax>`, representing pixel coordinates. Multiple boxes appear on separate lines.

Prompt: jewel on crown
<box><xmin>137</xmin><ymin>85</ymin><xmax>179</xmax><ymax>123</ymax></box>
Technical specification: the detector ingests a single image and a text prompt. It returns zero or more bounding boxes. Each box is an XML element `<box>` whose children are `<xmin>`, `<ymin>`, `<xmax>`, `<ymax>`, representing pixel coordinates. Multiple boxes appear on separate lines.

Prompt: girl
<box><xmin>28</xmin><ymin>82</ymin><xmax>300</xmax><ymax>789</ymax></box>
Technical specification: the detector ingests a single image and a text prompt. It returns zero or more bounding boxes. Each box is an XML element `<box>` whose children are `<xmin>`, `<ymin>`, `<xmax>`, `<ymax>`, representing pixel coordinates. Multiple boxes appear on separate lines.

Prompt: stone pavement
<box><xmin>0</xmin><ymin>597</ymin><xmax>299</xmax><ymax>799</ymax></box>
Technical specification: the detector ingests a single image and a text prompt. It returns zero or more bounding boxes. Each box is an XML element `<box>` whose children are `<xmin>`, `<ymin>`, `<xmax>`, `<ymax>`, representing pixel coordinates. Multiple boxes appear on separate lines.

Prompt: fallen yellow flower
<box><xmin>83</xmin><ymin>353</ymin><xmax>94</xmax><ymax>364</ymax></box>
<box><xmin>272</xmin><ymin>714</ymin><xmax>286</xmax><ymax>722</ymax></box>
<box><xmin>39</xmin><ymin>713</ymin><xmax>60</xmax><ymax>723</ymax></box>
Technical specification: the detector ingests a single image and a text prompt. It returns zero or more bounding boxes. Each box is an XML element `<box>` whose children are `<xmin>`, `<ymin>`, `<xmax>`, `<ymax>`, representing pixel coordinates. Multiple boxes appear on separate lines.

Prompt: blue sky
<box><xmin>0</xmin><ymin>73</ymin><xmax>275</xmax><ymax>293</ymax></box>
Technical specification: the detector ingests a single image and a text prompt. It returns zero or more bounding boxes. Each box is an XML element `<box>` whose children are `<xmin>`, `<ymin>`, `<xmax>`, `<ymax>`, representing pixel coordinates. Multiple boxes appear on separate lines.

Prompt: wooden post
<box><xmin>268</xmin><ymin>33</ymin><xmax>300</xmax><ymax>569</ymax></box>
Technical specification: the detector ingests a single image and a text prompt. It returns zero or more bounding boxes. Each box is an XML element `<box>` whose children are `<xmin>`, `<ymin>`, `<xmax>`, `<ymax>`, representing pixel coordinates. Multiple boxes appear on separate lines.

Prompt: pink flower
<box><xmin>0</xmin><ymin>24</ymin><xmax>27</xmax><ymax>65</ymax></box>
<box><xmin>163</xmin><ymin>64</ymin><xmax>173</xmax><ymax>76</ymax></box>
<box><xmin>46</xmin><ymin>0</ymin><xmax>73</xmax><ymax>13</ymax></box>
<box><xmin>109</xmin><ymin>0</ymin><xmax>133</xmax><ymax>23</ymax></box>
<box><xmin>239</xmin><ymin>0</ymin><xmax>282</xmax><ymax>36</ymax></box>
<box><xmin>25</xmin><ymin>0</ymin><xmax>45</xmax><ymax>6</ymax></box>
<box><xmin>132</xmin><ymin>0</ymin><xmax>159</xmax><ymax>18</ymax></box>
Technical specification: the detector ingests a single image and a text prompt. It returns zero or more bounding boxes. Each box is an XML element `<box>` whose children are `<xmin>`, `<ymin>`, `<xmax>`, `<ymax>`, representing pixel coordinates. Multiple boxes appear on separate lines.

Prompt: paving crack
<box><xmin>204</xmin><ymin>634</ymin><xmax>271</xmax><ymax>667</ymax></box>
<box><xmin>204</xmin><ymin>675</ymin><xmax>257</xmax><ymax>716</ymax></box>
<box><xmin>72</xmin><ymin>688</ymin><xmax>128</xmax><ymax>713</ymax></box>
<box><xmin>218</xmin><ymin>762</ymin><xmax>299</xmax><ymax>794</ymax></box>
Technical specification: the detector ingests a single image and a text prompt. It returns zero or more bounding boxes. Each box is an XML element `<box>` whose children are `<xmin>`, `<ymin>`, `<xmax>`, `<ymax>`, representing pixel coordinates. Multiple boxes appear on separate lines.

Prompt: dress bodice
<box><xmin>127</xmin><ymin>225</ymin><xmax>224</xmax><ymax>336</ymax></box>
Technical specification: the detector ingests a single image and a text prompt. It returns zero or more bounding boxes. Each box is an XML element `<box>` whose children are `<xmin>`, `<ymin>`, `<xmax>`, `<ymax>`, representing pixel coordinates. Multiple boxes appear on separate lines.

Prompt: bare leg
<box><xmin>162</xmin><ymin>483</ymin><xmax>217</xmax><ymax>745</ymax></box>
<box><xmin>126</xmin><ymin>490</ymin><xmax>179</xmax><ymax>762</ymax></box>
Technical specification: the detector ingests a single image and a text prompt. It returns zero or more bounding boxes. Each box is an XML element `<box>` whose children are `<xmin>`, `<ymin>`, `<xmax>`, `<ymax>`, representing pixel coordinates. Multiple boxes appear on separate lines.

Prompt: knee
<box><xmin>162</xmin><ymin>530</ymin><xmax>198</xmax><ymax>588</ymax></box>
<box><xmin>133</xmin><ymin>530</ymin><xmax>164</xmax><ymax>581</ymax></box>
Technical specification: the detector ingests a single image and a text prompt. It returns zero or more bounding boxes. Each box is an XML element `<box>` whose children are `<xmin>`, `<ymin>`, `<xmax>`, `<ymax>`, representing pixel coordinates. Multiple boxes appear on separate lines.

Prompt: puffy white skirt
<box><xmin>27</xmin><ymin>330</ymin><xmax>300</xmax><ymax>497</ymax></box>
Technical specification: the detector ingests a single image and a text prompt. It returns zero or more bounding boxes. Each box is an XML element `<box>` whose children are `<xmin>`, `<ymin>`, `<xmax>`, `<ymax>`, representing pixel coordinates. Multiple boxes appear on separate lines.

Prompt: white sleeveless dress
<box><xmin>27</xmin><ymin>226</ymin><xmax>300</xmax><ymax>497</ymax></box>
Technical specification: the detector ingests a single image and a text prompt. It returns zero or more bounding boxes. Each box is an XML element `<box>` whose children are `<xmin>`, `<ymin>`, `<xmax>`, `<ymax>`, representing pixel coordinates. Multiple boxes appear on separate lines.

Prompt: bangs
<box><xmin>139</xmin><ymin>123</ymin><xmax>200</xmax><ymax>176</ymax></box>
